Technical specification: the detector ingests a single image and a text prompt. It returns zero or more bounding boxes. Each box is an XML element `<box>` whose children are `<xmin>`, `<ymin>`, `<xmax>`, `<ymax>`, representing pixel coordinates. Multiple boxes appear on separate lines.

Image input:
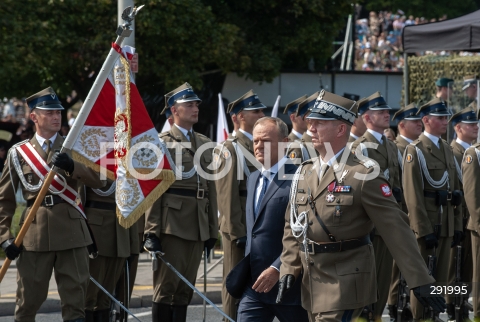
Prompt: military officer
<box><xmin>83</xmin><ymin>180</ymin><xmax>131</xmax><ymax>321</ymax></box>
<box><xmin>283</xmin><ymin>95</ymin><xmax>308</xmax><ymax>142</ymax></box>
<box><xmin>403</xmin><ymin>97</ymin><xmax>464</xmax><ymax>320</ymax></box>
<box><xmin>143</xmin><ymin>83</ymin><xmax>218</xmax><ymax>322</ymax></box>
<box><xmin>463</xmin><ymin>75</ymin><xmax>479</xmax><ymax>110</ymax></box>
<box><xmin>386</xmin><ymin>103</ymin><xmax>423</xmax><ymax>319</ymax></box>
<box><xmin>276</xmin><ymin>90</ymin><xmax>445</xmax><ymax>322</ymax></box>
<box><xmin>435</xmin><ymin>78</ymin><xmax>454</xmax><ymax>102</ymax></box>
<box><xmin>285</xmin><ymin>92</ymin><xmax>320</xmax><ymax>163</ymax></box>
<box><xmin>461</xmin><ymin>133</ymin><xmax>480</xmax><ymax>320</ymax></box>
<box><xmin>215</xmin><ymin>90</ymin><xmax>266</xmax><ymax>320</ymax></box>
<box><xmin>348</xmin><ymin>107</ymin><xmax>367</xmax><ymax>144</ymax></box>
<box><xmin>0</xmin><ymin>87</ymin><xmax>105</xmax><ymax>322</ymax></box>
<box><xmin>445</xmin><ymin>108</ymin><xmax>478</xmax><ymax>319</ymax></box>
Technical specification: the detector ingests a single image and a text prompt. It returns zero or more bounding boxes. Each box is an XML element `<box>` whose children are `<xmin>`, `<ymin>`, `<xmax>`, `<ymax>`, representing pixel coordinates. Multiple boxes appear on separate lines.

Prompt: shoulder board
<box><xmin>158</xmin><ymin>132</ymin><xmax>170</xmax><ymax>138</ymax></box>
<box><xmin>301</xmin><ymin>157</ymin><xmax>316</xmax><ymax>165</ymax></box>
<box><xmin>10</xmin><ymin>139</ymin><xmax>30</xmax><ymax>150</ymax></box>
<box><xmin>411</xmin><ymin>139</ymin><xmax>421</xmax><ymax>146</ymax></box>
<box><xmin>473</xmin><ymin>142</ymin><xmax>480</xmax><ymax>149</ymax></box>
<box><xmin>359</xmin><ymin>136</ymin><xmax>367</xmax><ymax>142</ymax></box>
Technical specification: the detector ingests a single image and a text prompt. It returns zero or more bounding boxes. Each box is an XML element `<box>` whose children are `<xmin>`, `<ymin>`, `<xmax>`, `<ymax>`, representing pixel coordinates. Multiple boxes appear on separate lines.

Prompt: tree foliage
<box><xmin>0</xmin><ymin>0</ymin><xmax>352</xmax><ymax>101</ymax></box>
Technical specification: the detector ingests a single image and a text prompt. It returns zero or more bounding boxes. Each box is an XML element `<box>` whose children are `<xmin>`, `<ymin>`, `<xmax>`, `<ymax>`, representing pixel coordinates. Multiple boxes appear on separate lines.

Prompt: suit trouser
<box><xmin>308</xmin><ymin>307</ymin><xmax>363</xmax><ymax>322</ymax></box>
<box><xmin>15</xmin><ymin>247</ymin><xmax>89</xmax><ymax>322</ymax></box>
<box><xmin>372</xmin><ymin>235</ymin><xmax>393</xmax><ymax>318</ymax></box>
<box><xmin>471</xmin><ymin>230</ymin><xmax>480</xmax><ymax>317</ymax></box>
<box><xmin>411</xmin><ymin>236</ymin><xmax>452</xmax><ymax>319</ymax></box>
<box><xmin>446</xmin><ymin>229</ymin><xmax>473</xmax><ymax>304</ymax></box>
<box><xmin>387</xmin><ymin>260</ymin><xmax>400</xmax><ymax>306</ymax></box>
<box><xmin>152</xmin><ymin>234</ymin><xmax>203</xmax><ymax>305</ymax></box>
<box><xmin>85</xmin><ymin>255</ymin><xmax>126</xmax><ymax>311</ymax></box>
<box><xmin>237</xmin><ymin>294</ymin><xmax>308</xmax><ymax>322</ymax></box>
<box><xmin>221</xmin><ymin>232</ymin><xmax>245</xmax><ymax>321</ymax></box>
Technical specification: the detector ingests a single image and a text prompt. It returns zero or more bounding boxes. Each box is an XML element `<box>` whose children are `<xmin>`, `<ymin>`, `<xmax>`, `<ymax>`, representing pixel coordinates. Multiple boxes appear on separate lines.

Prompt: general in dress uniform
<box><xmin>215</xmin><ymin>90</ymin><xmax>266</xmax><ymax>321</ymax></box>
<box><xmin>276</xmin><ymin>90</ymin><xmax>445</xmax><ymax>322</ymax></box>
<box><xmin>0</xmin><ymin>87</ymin><xmax>105</xmax><ymax>322</ymax></box>
<box><xmin>402</xmin><ymin>98</ymin><xmax>464</xmax><ymax>320</ymax></box>
<box><xmin>143</xmin><ymin>83</ymin><xmax>218</xmax><ymax>322</ymax></box>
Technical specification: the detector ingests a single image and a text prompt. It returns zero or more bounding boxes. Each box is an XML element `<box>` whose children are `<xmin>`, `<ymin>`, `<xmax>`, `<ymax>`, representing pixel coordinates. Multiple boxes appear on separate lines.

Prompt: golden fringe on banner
<box><xmin>72</xmin><ymin>150</ymin><xmax>116</xmax><ymax>181</ymax></box>
<box><xmin>117</xmin><ymin>169</ymin><xmax>175</xmax><ymax>228</ymax></box>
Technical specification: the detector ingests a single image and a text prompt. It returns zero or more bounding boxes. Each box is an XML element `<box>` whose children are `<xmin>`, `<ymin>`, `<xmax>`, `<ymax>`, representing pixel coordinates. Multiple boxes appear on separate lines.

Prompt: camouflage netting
<box><xmin>403</xmin><ymin>55</ymin><xmax>480</xmax><ymax>108</ymax></box>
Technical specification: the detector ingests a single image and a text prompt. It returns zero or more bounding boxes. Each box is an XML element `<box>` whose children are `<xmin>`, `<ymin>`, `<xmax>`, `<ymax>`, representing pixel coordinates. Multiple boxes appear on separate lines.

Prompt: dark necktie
<box><xmin>45</xmin><ymin>139</ymin><xmax>51</xmax><ymax>155</ymax></box>
<box><xmin>255</xmin><ymin>170</ymin><xmax>271</xmax><ymax>217</ymax></box>
<box><xmin>187</xmin><ymin>131</ymin><xmax>196</xmax><ymax>150</ymax></box>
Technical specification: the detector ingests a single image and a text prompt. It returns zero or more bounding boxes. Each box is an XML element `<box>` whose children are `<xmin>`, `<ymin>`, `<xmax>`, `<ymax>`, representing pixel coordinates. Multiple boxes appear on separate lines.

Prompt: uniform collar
<box><xmin>292</xmin><ymin>129</ymin><xmax>303</xmax><ymax>139</ymax></box>
<box><xmin>173</xmin><ymin>123</ymin><xmax>193</xmax><ymax>140</ymax></box>
<box><xmin>367</xmin><ymin>129</ymin><xmax>384</xmax><ymax>144</ymax></box>
<box><xmin>239</xmin><ymin>129</ymin><xmax>253</xmax><ymax>141</ymax></box>
<box><xmin>35</xmin><ymin>132</ymin><xmax>58</xmax><ymax>149</ymax></box>
<box><xmin>424</xmin><ymin>131</ymin><xmax>440</xmax><ymax>147</ymax></box>
<box><xmin>306</xmin><ymin>130</ymin><xmax>314</xmax><ymax>137</ymax></box>
<box><xmin>456</xmin><ymin>138</ymin><xmax>471</xmax><ymax>150</ymax></box>
<box><xmin>320</xmin><ymin>147</ymin><xmax>346</xmax><ymax>167</ymax></box>
<box><xmin>400</xmin><ymin>135</ymin><xmax>413</xmax><ymax>143</ymax></box>
<box><xmin>349</xmin><ymin>133</ymin><xmax>359</xmax><ymax>140</ymax></box>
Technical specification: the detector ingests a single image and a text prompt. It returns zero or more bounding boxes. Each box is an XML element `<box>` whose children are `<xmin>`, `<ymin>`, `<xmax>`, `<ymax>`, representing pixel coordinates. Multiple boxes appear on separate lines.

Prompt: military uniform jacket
<box><xmin>351</xmin><ymin>131</ymin><xmax>401</xmax><ymax>190</ymax></box>
<box><xmin>144</xmin><ymin>125</ymin><xmax>218</xmax><ymax>242</ymax></box>
<box><xmin>461</xmin><ymin>143</ymin><xmax>480</xmax><ymax>232</ymax></box>
<box><xmin>0</xmin><ymin>135</ymin><xmax>105</xmax><ymax>251</ymax></box>
<box><xmin>395</xmin><ymin>135</ymin><xmax>411</xmax><ymax>213</ymax></box>
<box><xmin>288</xmin><ymin>131</ymin><xmax>300</xmax><ymax>143</ymax></box>
<box><xmin>280</xmin><ymin>150</ymin><xmax>434</xmax><ymax>313</ymax></box>
<box><xmin>286</xmin><ymin>132</ymin><xmax>319</xmax><ymax>164</ymax></box>
<box><xmin>451</xmin><ymin>141</ymin><xmax>469</xmax><ymax>223</ymax></box>
<box><xmin>216</xmin><ymin>131</ymin><xmax>257</xmax><ymax>240</ymax></box>
<box><xmin>84</xmin><ymin>180</ymin><xmax>131</xmax><ymax>258</ymax></box>
<box><xmin>403</xmin><ymin>133</ymin><xmax>462</xmax><ymax>238</ymax></box>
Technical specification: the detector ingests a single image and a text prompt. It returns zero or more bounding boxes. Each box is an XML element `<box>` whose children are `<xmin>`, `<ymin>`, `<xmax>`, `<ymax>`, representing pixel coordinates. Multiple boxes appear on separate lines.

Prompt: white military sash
<box><xmin>15</xmin><ymin>142</ymin><xmax>86</xmax><ymax>219</ymax></box>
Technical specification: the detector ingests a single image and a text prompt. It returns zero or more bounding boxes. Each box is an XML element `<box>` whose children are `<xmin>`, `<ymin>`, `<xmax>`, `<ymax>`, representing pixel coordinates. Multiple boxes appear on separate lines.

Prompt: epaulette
<box><xmin>158</xmin><ymin>132</ymin><xmax>170</xmax><ymax>138</ymax></box>
<box><xmin>411</xmin><ymin>139</ymin><xmax>421</xmax><ymax>146</ymax></box>
<box><xmin>301</xmin><ymin>157</ymin><xmax>316</xmax><ymax>165</ymax></box>
<box><xmin>11</xmin><ymin>139</ymin><xmax>29</xmax><ymax>149</ymax></box>
<box><xmin>472</xmin><ymin>142</ymin><xmax>480</xmax><ymax>149</ymax></box>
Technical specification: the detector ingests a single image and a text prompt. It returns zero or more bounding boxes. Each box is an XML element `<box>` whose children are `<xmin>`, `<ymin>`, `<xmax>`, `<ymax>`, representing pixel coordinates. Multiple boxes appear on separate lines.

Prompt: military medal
<box><xmin>333</xmin><ymin>185</ymin><xmax>351</xmax><ymax>192</ymax></box>
<box><xmin>326</xmin><ymin>181</ymin><xmax>336</xmax><ymax>203</ymax></box>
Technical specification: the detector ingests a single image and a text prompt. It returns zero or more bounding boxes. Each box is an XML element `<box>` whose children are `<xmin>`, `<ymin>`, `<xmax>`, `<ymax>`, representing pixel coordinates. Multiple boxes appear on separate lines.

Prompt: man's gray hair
<box><xmin>253</xmin><ymin>117</ymin><xmax>288</xmax><ymax>139</ymax></box>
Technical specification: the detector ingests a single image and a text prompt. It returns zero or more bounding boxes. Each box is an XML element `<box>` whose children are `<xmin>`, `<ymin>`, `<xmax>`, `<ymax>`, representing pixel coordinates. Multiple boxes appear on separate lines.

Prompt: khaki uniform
<box><xmin>351</xmin><ymin>131</ymin><xmax>402</xmax><ymax>318</ymax></box>
<box><xmin>288</xmin><ymin>131</ymin><xmax>300</xmax><ymax>142</ymax></box>
<box><xmin>84</xmin><ymin>180</ymin><xmax>131</xmax><ymax>312</ymax></box>
<box><xmin>0</xmin><ymin>135</ymin><xmax>104</xmax><ymax>321</ymax></box>
<box><xmin>280</xmin><ymin>150</ymin><xmax>434</xmax><ymax>320</ymax></box>
<box><xmin>462</xmin><ymin>143</ymin><xmax>480</xmax><ymax>317</ymax></box>
<box><xmin>403</xmin><ymin>133</ymin><xmax>463</xmax><ymax>319</ymax></box>
<box><xmin>286</xmin><ymin>132</ymin><xmax>319</xmax><ymax>164</ymax></box>
<box><xmin>215</xmin><ymin>131</ymin><xmax>256</xmax><ymax>320</ymax></box>
<box><xmin>387</xmin><ymin>135</ymin><xmax>411</xmax><ymax>307</ymax></box>
<box><xmin>145</xmin><ymin>125</ymin><xmax>218</xmax><ymax>306</ymax></box>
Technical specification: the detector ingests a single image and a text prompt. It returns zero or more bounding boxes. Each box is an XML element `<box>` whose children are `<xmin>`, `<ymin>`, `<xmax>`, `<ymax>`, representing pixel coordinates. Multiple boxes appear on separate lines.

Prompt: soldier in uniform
<box><xmin>0</xmin><ymin>87</ymin><xmax>105</xmax><ymax>322</ymax></box>
<box><xmin>463</xmin><ymin>75</ymin><xmax>479</xmax><ymax>110</ymax></box>
<box><xmin>348</xmin><ymin>109</ymin><xmax>367</xmax><ymax>144</ymax></box>
<box><xmin>403</xmin><ymin>98</ymin><xmax>464</xmax><ymax>320</ymax></box>
<box><xmin>83</xmin><ymin>179</ymin><xmax>131</xmax><ymax>321</ymax></box>
<box><xmin>276</xmin><ymin>90</ymin><xmax>445</xmax><ymax>322</ymax></box>
<box><xmin>215</xmin><ymin>90</ymin><xmax>266</xmax><ymax>320</ymax></box>
<box><xmin>285</xmin><ymin>92</ymin><xmax>320</xmax><ymax>163</ymax></box>
<box><xmin>283</xmin><ymin>95</ymin><xmax>308</xmax><ymax>142</ymax></box>
<box><xmin>435</xmin><ymin>78</ymin><xmax>454</xmax><ymax>102</ymax></box>
<box><xmin>445</xmin><ymin>108</ymin><xmax>478</xmax><ymax>319</ymax></box>
<box><xmin>350</xmin><ymin>92</ymin><xmax>403</xmax><ymax>321</ymax></box>
<box><xmin>387</xmin><ymin>103</ymin><xmax>423</xmax><ymax>318</ymax></box>
<box><xmin>461</xmin><ymin>133</ymin><xmax>480</xmax><ymax>320</ymax></box>
<box><xmin>143</xmin><ymin>83</ymin><xmax>218</xmax><ymax>322</ymax></box>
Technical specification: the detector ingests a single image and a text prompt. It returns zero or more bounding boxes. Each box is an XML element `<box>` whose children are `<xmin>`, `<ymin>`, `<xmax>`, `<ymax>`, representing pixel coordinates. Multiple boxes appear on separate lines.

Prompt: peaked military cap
<box><xmin>296</xmin><ymin>92</ymin><xmax>320</xmax><ymax>119</ymax></box>
<box><xmin>448</xmin><ymin>107</ymin><xmax>478</xmax><ymax>126</ymax></box>
<box><xmin>161</xmin><ymin>82</ymin><xmax>201</xmax><ymax>115</ymax></box>
<box><xmin>283</xmin><ymin>95</ymin><xmax>307</xmax><ymax>115</ymax></box>
<box><xmin>357</xmin><ymin>91</ymin><xmax>391</xmax><ymax>115</ymax></box>
<box><xmin>417</xmin><ymin>98</ymin><xmax>451</xmax><ymax>117</ymax></box>
<box><xmin>307</xmin><ymin>90</ymin><xmax>357</xmax><ymax>125</ymax></box>
<box><xmin>435</xmin><ymin>78</ymin><xmax>454</xmax><ymax>88</ymax></box>
<box><xmin>227</xmin><ymin>90</ymin><xmax>266</xmax><ymax>115</ymax></box>
<box><xmin>392</xmin><ymin>103</ymin><xmax>421</xmax><ymax>121</ymax></box>
<box><xmin>462</xmin><ymin>75</ymin><xmax>479</xmax><ymax>91</ymax></box>
<box><xmin>26</xmin><ymin>87</ymin><xmax>64</xmax><ymax>111</ymax></box>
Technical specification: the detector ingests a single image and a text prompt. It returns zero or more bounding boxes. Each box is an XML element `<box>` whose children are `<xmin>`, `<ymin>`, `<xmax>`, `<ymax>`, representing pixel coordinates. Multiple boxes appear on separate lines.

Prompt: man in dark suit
<box><xmin>236</xmin><ymin>116</ymin><xmax>308</xmax><ymax>322</ymax></box>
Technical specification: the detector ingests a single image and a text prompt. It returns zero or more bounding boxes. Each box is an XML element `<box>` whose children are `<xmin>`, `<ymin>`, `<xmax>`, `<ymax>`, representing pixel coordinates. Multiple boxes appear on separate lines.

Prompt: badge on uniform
<box><xmin>334</xmin><ymin>185</ymin><xmax>351</xmax><ymax>192</ymax></box>
<box><xmin>380</xmin><ymin>184</ymin><xmax>392</xmax><ymax>197</ymax></box>
<box><xmin>465</xmin><ymin>155</ymin><xmax>473</xmax><ymax>164</ymax></box>
<box><xmin>406</xmin><ymin>154</ymin><xmax>413</xmax><ymax>163</ymax></box>
<box><xmin>288</xmin><ymin>151</ymin><xmax>297</xmax><ymax>160</ymax></box>
<box><xmin>213</xmin><ymin>154</ymin><xmax>220</xmax><ymax>163</ymax></box>
<box><xmin>363</xmin><ymin>160</ymin><xmax>375</xmax><ymax>168</ymax></box>
<box><xmin>326</xmin><ymin>181</ymin><xmax>336</xmax><ymax>203</ymax></box>
<box><xmin>223</xmin><ymin>150</ymin><xmax>231</xmax><ymax>159</ymax></box>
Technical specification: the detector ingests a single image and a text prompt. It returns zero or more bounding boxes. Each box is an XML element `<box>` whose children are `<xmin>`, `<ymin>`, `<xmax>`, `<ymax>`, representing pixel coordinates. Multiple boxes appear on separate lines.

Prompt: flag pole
<box><xmin>0</xmin><ymin>6</ymin><xmax>143</xmax><ymax>283</ymax></box>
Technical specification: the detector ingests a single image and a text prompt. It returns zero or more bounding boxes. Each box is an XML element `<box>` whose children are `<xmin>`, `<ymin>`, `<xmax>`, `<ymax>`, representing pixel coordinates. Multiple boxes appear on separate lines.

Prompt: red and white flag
<box><xmin>216</xmin><ymin>93</ymin><xmax>229</xmax><ymax>143</ymax></box>
<box><xmin>71</xmin><ymin>44</ymin><xmax>175</xmax><ymax>228</ymax></box>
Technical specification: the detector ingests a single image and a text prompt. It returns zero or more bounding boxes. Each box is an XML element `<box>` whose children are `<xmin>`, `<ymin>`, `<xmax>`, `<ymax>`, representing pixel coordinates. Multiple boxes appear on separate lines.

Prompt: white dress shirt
<box><xmin>400</xmin><ymin>135</ymin><xmax>413</xmax><ymax>144</ymax></box>
<box><xmin>292</xmin><ymin>129</ymin><xmax>302</xmax><ymax>140</ymax></box>
<box><xmin>174</xmin><ymin>123</ymin><xmax>193</xmax><ymax>141</ymax></box>
<box><xmin>367</xmin><ymin>129</ymin><xmax>384</xmax><ymax>144</ymax></box>
<box><xmin>456</xmin><ymin>138</ymin><xmax>471</xmax><ymax>150</ymax></box>
<box><xmin>239</xmin><ymin>129</ymin><xmax>253</xmax><ymax>141</ymax></box>
<box><xmin>424</xmin><ymin>131</ymin><xmax>440</xmax><ymax>148</ymax></box>
<box><xmin>35</xmin><ymin>133</ymin><xmax>58</xmax><ymax>152</ymax></box>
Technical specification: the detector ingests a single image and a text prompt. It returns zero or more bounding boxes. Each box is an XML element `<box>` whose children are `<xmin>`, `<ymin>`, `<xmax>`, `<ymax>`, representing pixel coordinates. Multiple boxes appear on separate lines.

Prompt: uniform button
<box><xmin>308</xmin><ymin>220</ymin><xmax>313</xmax><ymax>225</ymax></box>
<box><xmin>252</xmin><ymin>234</ymin><xmax>256</xmax><ymax>239</ymax></box>
<box><xmin>309</xmin><ymin>261</ymin><xmax>314</xmax><ymax>266</ymax></box>
<box><xmin>355</xmin><ymin>267</ymin><xmax>359</xmax><ymax>272</ymax></box>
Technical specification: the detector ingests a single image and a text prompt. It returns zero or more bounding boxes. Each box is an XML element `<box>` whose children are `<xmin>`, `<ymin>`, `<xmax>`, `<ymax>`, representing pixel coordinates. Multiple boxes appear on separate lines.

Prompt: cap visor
<box><xmin>33</xmin><ymin>104</ymin><xmax>64</xmax><ymax>111</ymax></box>
<box><xmin>243</xmin><ymin>103</ymin><xmax>267</xmax><ymax>110</ymax></box>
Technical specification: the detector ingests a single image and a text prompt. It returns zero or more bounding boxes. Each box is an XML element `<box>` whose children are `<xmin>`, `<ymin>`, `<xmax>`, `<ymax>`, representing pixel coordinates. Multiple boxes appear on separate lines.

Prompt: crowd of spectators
<box><xmin>355</xmin><ymin>10</ymin><xmax>448</xmax><ymax>71</ymax></box>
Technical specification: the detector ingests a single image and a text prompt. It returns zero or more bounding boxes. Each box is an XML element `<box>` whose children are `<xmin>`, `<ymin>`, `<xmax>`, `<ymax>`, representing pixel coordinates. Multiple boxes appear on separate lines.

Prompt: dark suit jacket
<box><xmin>243</xmin><ymin>162</ymin><xmax>302</xmax><ymax>305</ymax></box>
